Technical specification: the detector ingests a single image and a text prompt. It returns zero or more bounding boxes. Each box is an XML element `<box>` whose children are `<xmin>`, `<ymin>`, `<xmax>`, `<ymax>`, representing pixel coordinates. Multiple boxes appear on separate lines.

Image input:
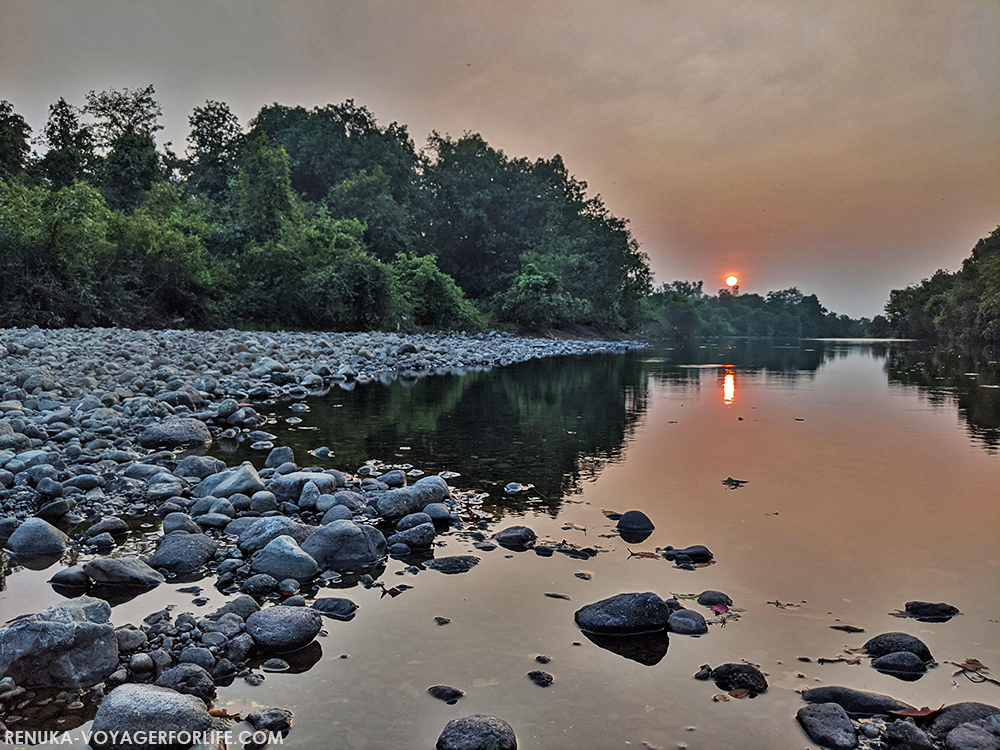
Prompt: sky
<box><xmin>1</xmin><ymin>0</ymin><xmax>997</xmax><ymax>317</ymax></box>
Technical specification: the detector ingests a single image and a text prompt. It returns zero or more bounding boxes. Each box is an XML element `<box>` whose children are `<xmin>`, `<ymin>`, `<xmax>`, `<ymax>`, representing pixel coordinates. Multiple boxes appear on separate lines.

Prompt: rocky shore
<box><xmin>0</xmin><ymin>326</ymin><xmax>997</xmax><ymax>750</ymax></box>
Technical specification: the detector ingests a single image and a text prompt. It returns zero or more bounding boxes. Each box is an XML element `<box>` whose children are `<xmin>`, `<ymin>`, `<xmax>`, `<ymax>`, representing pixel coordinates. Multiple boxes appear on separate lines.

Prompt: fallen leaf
<box><xmin>887</xmin><ymin>705</ymin><xmax>945</xmax><ymax>722</ymax></box>
<box><xmin>952</xmin><ymin>658</ymin><xmax>989</xmax><ymax>672</ymax></box>
<box><xmin>711</xmin><ymin>603</ymin><xmax>730</xmax><ymax>614</ymax></box>
<box><xmin>671</xmin><ymin>593</ymin><xmax>701</xmax><ymax>600</ymax></box>
<box><xmin>627</xmin><ymin>549</ymin><xmax>662</xmax><ymax>560</ymax></box>
<box><xmin>713</xmin><ymin>694</ymin><xmax>730</xmax><ymax>702</ymax></box>
<box><xmin>728</xmin><ymin>688</ymin><xmax>750</xmax><ymax>699</ymax></box>
<box><xmin>209</xmin><ymin>708</ymin><xmax>241</xmax><ymax>720</ymax></box>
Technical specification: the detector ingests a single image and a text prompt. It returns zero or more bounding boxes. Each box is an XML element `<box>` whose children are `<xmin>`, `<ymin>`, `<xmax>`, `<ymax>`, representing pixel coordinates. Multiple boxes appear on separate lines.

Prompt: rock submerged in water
<box><xmin>871</xmin><ymin>650</ymin><xmax>927</xmax><ymax>679</ymax></box>
<box><xmin>668</xmin><ymin>608</ymin><xmax>708</xmax><ymax>635</ymax></box>
<box><xmin>862</xmin><ymin>632</ymin><xmax>932</xmax><ymax>662</ymax></box>
<box><xmin>710</xmin><ymin>663</ymin><xmax>768</xmax><ymax>693</ymax></box>
<box><xmin>246</xmin><ymin>606</ymin><xmax>323</xmax><ymax>652</ymax></box>
<box><xmin>311</xmin><ymin>597</ymin><xmax>358</xmax><ymax>621</ymax></box>
<box><xmin>436</xmin><ymin>714</ymin><xmax>517</xmax><ymax>750</ymax></box>
<box><xmin>494</xmin><ymin>526</ymin><xmax>536</xmax><ymax>550</ymax></box>
<box><xmin>425</xmin><ymin>555</ymin><xmax>481</xmax><ymax>575</ymax></box>
<box><xmin>0</xmin><ymin>595</ymin><xmax>118</xmax><ymax>688</ymax></box>
<box><xmin>574</xmin><ymin>592</ymin><xmax>671</xmax><ymax>634</ymax></box>
<box><xmin>796</xmin><ymin>703</ymin><xmax>857</xmax><ymax>750</ymax></box>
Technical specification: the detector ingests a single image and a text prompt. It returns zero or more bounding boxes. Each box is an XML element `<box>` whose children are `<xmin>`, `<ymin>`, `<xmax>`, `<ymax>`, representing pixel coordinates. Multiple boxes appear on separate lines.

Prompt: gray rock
<box><xmin>156</xmin><ymin>663</ymin><xmax>217</xmax><ymax>705</ymax></box>
<box><xmin>802</xmin><ymin>686</ymin><xmax>915</xmax><ymax>718</ymax></box>
<box><xmin>424</xmin><ymin>556</ymin><xmax>481</xmax><ymax>575</ymax></box>
<box><xmin>210</xmin><ymin>595</ymin><xmax>261</xmax><ymax>622</ymax></box>
<box><xmin>375</xmin><ymin>486</ymin><xmax>434</xmax><ymax>518</ymax></box>
<box><xmin>903</xmin><ymin>601</ymin><xmax>961</xmax><ymax>622</ymax></box>
<box><xmin>193</xmin><ymin>462</ymin><xmax>264</xmax><ymax>498</ymax></box>
<box><xmin>90</xmin><ymin>684</ymin><xmax>214</xmax><ymax>748</ymax></box>
<box><xmin>575</xmin><ymin>592</ymin><xmax>670</xmax><ymax>634</ymax></box>
<box><xmin>946</xmin><ymin>720</ymin><xmax>1000</xmax><ymax>750</ymax></box>
<box><xmin>238</xmin><ymin>516</ymin><xmax>315</xmax><ymax>554</ymax></box>
<box><xmin>864</xmin><ymin>632</ymin><xmax>932</xmax><ymax>662</ymax></box>
<box><xmin>162</xmin><ymin>512</ymin><xmax>201</xmax><ymax>534</ymax></box>
<box><xmin>884</xmin><ymin>720</ymin><xmax>934</xmax><ymax>749</ymax></box>
<box><xmin>49</xmin><ymin>565</ymin><xmax>92</xmax><ymax>588</ymax></box>
<box><xmin>173</xmin><ymin>454</ymin><xmax>225</xmax><ymax>479</ymax></box>
<box><xmin>668</xmin><ymin>608</ymin><xmax>708</xmax><ymax>635</ymax></box>
<box><xmin>146</xmin><ymin>532</ymin><xmax>219</xmax><ymax>575</ymax></box>
<box><xmin>424</xmin><ymin>503</ymin><xmax>452</xmax><ymax>521</ymax></box>
<box><xmin>4</xmin><ymin>517</ymin><xmax>68</xmax><ymax>556</ymax></box>
<box><xmin>796</xmin><ymin>703</ymin><xmax>857</xmax><ymax>750</ymax></box>
<box><xmin>616</xmin><ymin>510</ymin><xmax>654</xmax><ymax>531</ymax></box>
<box><xmin>115</xmin><ymin>625</ymin><xmax>147</xmax><ymax>653</ymax></box>
<box><xmin>251</xmin><ymin>535</ymin><xmax>319</xmax><ymax>581</ymax></box>
<box><xmin>246</xmin><ymin>606</ymin><xmax>323</xmax><ymax>652</ymax></box>
<box><xmin>269</xmin><ymin>470</ymin><xmax>342</xmax><ymax>502</ymax></box>
<box><xmin>242</xmin><ymin>574</ymin><xmax>279</xmax><ymax>596</ymax></box>
<box><xmin>311</xmin><ymin>597</ymin><xmax>358</xmax><ymax>621</ymax></box>
<box><xmin>321</xmin><ymin>504</ymin><xmax>354</xmax><ymax>523</ymax></box>
<box><xmin>265</xmin><ymin>446</ymin><xmax>295</xmax><ymax>468</ymax></box>
<box><xmin>697</xmin><ymin>590</ymin><xmax>733</xmax><ymax>606</ymax></box>
<box><xmin>138</xmin><ymin>418</ymin><xmax>212</xmax><ymax>449</ymax></box>
<box><xmin>711</xmin><ymin>663</ymin><xmax>768</xmax><ymax>693</ymax></box>
<box><xmin>85</xmin><ymin>517</ymin><xmax>129</xmax><ymax>537</ymax></box>
<box><xmin>389</xmin><ymin>522</ymin><xmax>435</xmax><ymax>548</ymax></box>
<box><xmin>378</xmin><ymin>469</ymin><xmax>407</xmax><ymax>487</ymax></box>
<box><xmin>84</xmin><ymin>557</ymin><xmax>165</xmax><ymax>588</ymax></box>
<box><xmin>398</xmin><ymin>512</ymin><xmax>433</xmax><ymax>530</ymax></box>
<box><xmin>246</xmin><ymin>707</ymin><xmax>293</xmax><ymax>734</ymax></box>
<box><xmin>0</xmin><ymin>596</ymin><xmax>118</xmax><ymax>687</ymax></box>
<box><xmin>300</xmin><ymin>520</ymin><xmax>387</xmax><ymax>572</ymax></box>
<box><xmin>179</xmin><ymin>646</ymin><xmax>215</xmax><ymax>671</ymax></box>
<box><xmin>872</xmin><ymin>651</ymin><xmax>927</xmax><ymax>675</ymax></box>
<box><xmin>436</xmin><ymin>714</ymin><xmax>517</xmax><ymax>750</ymax></box>
<box><xmin>251</xmin><ymin>490</ymin><xmax>279</xmax><ymax>513</ymax></box>
<box><xmin>931</xmin><ymin>704</ymin><xmax>1000</xmax><ymax>739</ymax></box>
<box><xmin>494</xmin><ymin>526</ymin><xmax>536</xmax><ymax>550</ymax></box>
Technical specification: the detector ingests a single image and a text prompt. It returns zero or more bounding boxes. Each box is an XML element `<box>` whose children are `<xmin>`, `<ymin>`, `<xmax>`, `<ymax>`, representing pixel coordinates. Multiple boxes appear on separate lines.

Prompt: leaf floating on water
<box><xmin>887</xmin><ymin>705</ymin><xmax>945</xmax><ymax>722</ymax></box>
<box><xmin>728</xmin><ymin>688</ymin><xmax>750</xmax><ymax>699</ymax></box>
<box><xmin>671</xmin><ymin>592</ymin><xmax>701</xmax><ymax>600</ymax></box>
<box><xmin>712</xmin><ymin>694</ymin><xmax>730</xmax><ymax>702</ymax></box>
<box><xmin>209</xmin><ymin>708</ymin><xmax>241</xmax><ymax>720</ymax></box>
<box><xmin>544</xmin><ymin>593</ymin><xmax>571</xmax><ymax>600</ymax></box>
<box><xmin>711</xmin><ymin>603</ymin><xmax>730</xmax><ymax>614</ymax></box>
<box><xmin>721</xmin><ymin>477</ymin><xmax>748</xmax><ymax>489</ymax></box>
<box><xmin>830</xmin><ymin>625</ymin><xmax>865</xmax><ymax>633</ymax></box>
<box><xmin>817</xmin><ymin>656</ymin><xmax>862</xmax><ymax>666</ymax></box>
<box><xmin>952</xmin><ymin>658</ymin><xmax>989</xmax><ymax>672</ymax></box>
<box><xmin>627</xmin><ymin>549</ymin><xmax>662</xmax><ymax>560</ymax></box>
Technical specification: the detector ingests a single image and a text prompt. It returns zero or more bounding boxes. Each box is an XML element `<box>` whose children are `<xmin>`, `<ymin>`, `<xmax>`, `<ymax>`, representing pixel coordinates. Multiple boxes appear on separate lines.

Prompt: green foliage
<box><xmin>496</xmin><ymin>263</ymin><xmax>581</xmax><ymax>329</ymax></box>
<box><xmin>236</xmin><ymin>130</ymin><xmax>297</xmax><ymax>242</ymax></box>
<box><xmin>37</xmin><ymin>97</ymin><xmax>95</xmax><ymax>189</ymax></box>
<box><xmin>0</xmin><ymin>100</ymin><xmax>31</xmax><ymax>180</ymax></box>
<box><xmin>390</xmin><ymin>253</ymin><xmax>482</xmax><ymax>330</ymax></box>
<box><xmin>97</xmin><ymin>131</ymin><xmax>161</xmax><ymax>212</ymax></box>
<box><xmin>84</xmin><ymin>85</ymin><xmax>163</xmax><ymax>148</ymax></box>
<box><xmin>186</xmin><ymin>100</ymin><xmax>242</xmax><ymax>200</ymax></box>
<box><xmin>326</xmin><ymin>166</ymin><xmax>415</xmax><ymax>261</ymax></box>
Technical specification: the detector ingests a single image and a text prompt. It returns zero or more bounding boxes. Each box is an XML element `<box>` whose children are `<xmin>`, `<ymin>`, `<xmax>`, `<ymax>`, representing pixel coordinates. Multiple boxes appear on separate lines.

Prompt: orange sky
<box><xmin>1</xmin><ymin>0</ymin><xmax>996</xmax><ymax>317</ymax></box>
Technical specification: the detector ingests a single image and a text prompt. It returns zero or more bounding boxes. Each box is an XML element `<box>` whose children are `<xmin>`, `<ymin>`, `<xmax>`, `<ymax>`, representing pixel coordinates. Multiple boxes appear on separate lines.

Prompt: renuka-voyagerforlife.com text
<box><xmin>2</xmin><ymin>730</ymin><xmax>285</xmax><ymax>746</ymax></box>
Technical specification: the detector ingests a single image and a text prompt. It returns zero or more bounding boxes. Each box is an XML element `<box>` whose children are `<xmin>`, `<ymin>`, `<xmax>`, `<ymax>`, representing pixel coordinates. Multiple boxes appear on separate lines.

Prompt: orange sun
<box><xmin>725</xmin><ymin>275</ymin><xmax>738</xmax><ymax>287</ymax></box>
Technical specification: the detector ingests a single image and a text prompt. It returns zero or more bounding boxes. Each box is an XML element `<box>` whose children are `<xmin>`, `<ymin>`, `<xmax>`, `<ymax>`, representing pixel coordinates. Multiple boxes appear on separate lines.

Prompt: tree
<box><xmin>97</xmin><ymin>131</ymin><xmax>161</xmax><ymax>212</ymax></box>
<box><xmin>235</xmin><ymin>129</ymin><xmax>297</xmax><ymax>242</ymax></box>
<box><xmin>37</xmin><ymin>97</ymin><xmax>94</xmax><ymax>188</ymax></box>
<box><xmin>186</xmin><ymin>100</ymin><xmax>242</xmax><ymax>200</ymax></box>
<box><xmin>84</xmin><ymin>85</ymin><xmax>163</xmax><ymax>148</ymax></box>
<box><xmin>0</xmin><ymin>100</ymin><xmax>31</xmax><ymax>180</ymax></box>
<box><xmin>326</xmin><ymin>166</ymin><xmax>415</xmax><ymax>261</ymax></box>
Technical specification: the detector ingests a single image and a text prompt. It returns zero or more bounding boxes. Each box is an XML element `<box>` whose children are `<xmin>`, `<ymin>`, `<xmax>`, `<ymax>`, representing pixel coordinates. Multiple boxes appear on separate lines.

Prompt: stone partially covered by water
<box><xmin>863</xmin><ymin>632</ymin><xmax>933</xmax><ymax>662</ymax></box>
<box><xmin>796</xmin><ymin>703</ymin><xmax>857</xmax><ymax>750</ymax></box>
<box><xmin>710</xmin><ymin>663</ymin><xmax>768</xmax><ymax>693</ymax></box>
<box><xmin>246</xmin><ymin>606</ymin><xmax>323</xmax><ymax>652</ymax></box>
<box><xmin>90</xmin><ymin>684</ymin><xmax>215</xmax><ymax>749</ymax></box>
<box><xmin>575</xmin><ymin>592</ymin><xmax>671</xmax><ymax>634</ymax></box>
<box><xmin>801</xmin><ymin>686</ymin><xmax>915</xmax><ymax>718</ymax></box>
<box><xmin>436</xmin><ymin>714</ymin><xmax>517</xmax><ymax>750</ymax></box>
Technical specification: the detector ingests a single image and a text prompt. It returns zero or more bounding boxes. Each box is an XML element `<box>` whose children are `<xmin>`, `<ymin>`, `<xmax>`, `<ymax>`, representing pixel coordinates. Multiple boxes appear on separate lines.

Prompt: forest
<box><xmin>0</xmin><ymin>87</ymin><xmax>870</xmax><ymax>337</ymax></box>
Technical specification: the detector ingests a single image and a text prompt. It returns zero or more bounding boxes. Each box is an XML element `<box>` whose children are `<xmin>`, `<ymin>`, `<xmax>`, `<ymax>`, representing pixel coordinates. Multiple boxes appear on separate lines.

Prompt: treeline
<box><xmin>0</xmin><ymin>88</ymin><xmax>651</xmax><ymax>331</ymax></box>
<box><xmin>644</xmin><ymin>281</ymin><xmax>871</xmax><ymax>338</ymax></box>
<box><xmin>884</xmin><ymin>227</ymin><xmax>1000</xmax><ymax>345</ymax></box>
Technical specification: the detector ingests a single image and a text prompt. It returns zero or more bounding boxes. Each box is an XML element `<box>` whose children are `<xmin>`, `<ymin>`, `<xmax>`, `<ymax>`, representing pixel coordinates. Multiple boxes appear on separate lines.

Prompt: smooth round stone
<box><xmin>245</xmin><ymin>606</ymin><xmax>322</xmax><ymax>652</ymax></box>
<box><xmin>436</xmin><ymin>714</ymin><xmax>517</xmax><ymax>750</ymax></box>
<box><xmin>616</xmin><ymin>510</ymin><xmax>654</xmax><ymax>532</ymax></box>
<box><xmin>668</xmin><ymin>608</ymin><xmax>708</xmax><ymax>635</ymax></box>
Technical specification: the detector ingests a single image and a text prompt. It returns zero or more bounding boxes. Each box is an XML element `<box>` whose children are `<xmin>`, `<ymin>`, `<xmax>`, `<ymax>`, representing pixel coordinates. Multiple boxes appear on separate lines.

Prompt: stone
<box><xmin>903</xmin><ymin>601</ymin><xmax>961</xmax><ymax>622</ymax></box>
<box><xmin>711</xmin><ymin>663</ymin><xmax>768</xmax><ymax>693</ymax></box>
<box><xmin>49</xmin><ymin>565</ymin><xmax>92</xmax><ymax>588</ymax></box>
<box><xmin>884</xmin><ymin>720</ymin><xmax>934</xmax><ymax>749</ymax></box>
<box><xmin>429</xmin><ymin>685</ymin><xmax>465</xmax><ymax>703</ymax></box>
<box><xmin>398</xmin><ymin>512</ymin><xmax>433</xmax><ymax>530</ymax></box>
<box><xmin>90</xmin><ymin>684</ymin><xmax>214</xmax><ymax>749</ymax></box>
<box><xmin>162</xmin><ymin>512</ymin><xmax>201</xmax><ymax>534</ymax></box>
<box><xmin>802</xmin><ymin>686</ymin><xmax>915</xmax><ymax>718</ymax></box>
<box><xmin>138</xmin><ymin>418</ymin><xmax>212</xmax><ymax>449</ymax></box>
<box><xmin>662</xmin><ymin>544</ymin><xmax>713</xmax><ymax>562</ymax></box>
<box><xmin>238</xmin><ymin>516</ymin><xmax>315</xmax><ymax>554</ymax></box>
<box><xmin>246</xmin><ymin>606</ymin><xmax>323</xmax><ymax>652</ymax></box>
<box><xmin>251</xmin><ymin>490</ymin><xmax>279</xmax><ymax>513</ymax></box>
<box><xmin>300</xmin><ymin>520</ymin><xmax>387</xmax><ymax>572</ymax></box>
<box><xmin>389</xmin><ymin>522</ymin><xmax>436</xmax><ymax>548</ymax></box>
<box><xmin>269</xmin><ymin>470</ymin><xmax>342</xmax><ymax>503</ymax></box>
<box><xmin>210</xmin><ymin>595</ymin><xmax>260</xmax><ymax>622</ymax></box>
<box><xmin>436</xmin><ymin>714</ymin><xmax>517</xmax><ymax>750</ymax></box>
<box><xmin>156</xmin><ymin>663</ymin><xmax>217</xmax><ymax>705</ymax></box>
<box><xmin>0</xmin><ymin>596</ymin><xmax>118</xmax><ymax>688</ymax></box>
<box><xmin>424</xmin><ymin>556</ymin><xmax>481</xmax><ymax>575</ymax></box>
<box><xmin>265</xmin><ymin>446</ymin><xmax>295</xmax><ymax>469</ymax></box>
<box><xmin>115</xmin><ymin>625</ymin><xmax>147</xmax><ymax>653</ymax></box>
<box><xmin>321</xmin><ymin>505</ymin><xmax>354</xmax><ymax>523</ymax></box>
<box><xmin>85</xmin><ymin>517</ymin><xmax>130</xmax><ymax>538</ymax></box>
<box><xmin>616</xmin><ymin>510</ymin><xmax>654</xmax><ymax>531</ymax></box>
<box><xmin>146</xmin><ymin>532</ymin><xmax>219</xmax><ymax>575</ymax></box>
<box><xmin>251</xmin><ymin>535</ymin><xmax>320</xmax><ymax>582</ymax></box>
<box><xmin>574</xmin><ymin>592</ymin><xmax>670</xmax><ymax>634</ymax></box>
<box><xmin>4</xmin><ymin>517</ymin><xmax>68</xmax><ymax>556</ymax></box>
<box><xmin>668</xmin><ymin>608</ymin><xmax>708</xmax><ymax>635</ymax></box>
<box><xmin>242</xmin><ymin>574</ymin><xmax>279</xmax><ymax>596</ymax></box>
<box><xmin>796</xmin><ymin>703</ymin><xmax>858</xmax><ymax>750</ymax></box>
<box><xmin>930</xmin><ymin>704</ymin><xmax>1000</xmax><ymax>739</ymax></box>
<box><xmin>946</xmin><ymin>721</ymin><xmax>1000</xmax><ymax>750</ymax></box>
<box><xmin>494</xmin><ymin>525</ymin><xmax>536</xmax><ymax>550</ymax></box>
<box><xmin>872</xmin><ymin>651</ymin><xmax>927</xmax><ymax>676</ymax></box>
<box><xmin>697</xmin><ymin>590</ymin><xmax>733</xmax><ymax>606</ymax></box>
<box><xmin>179</xmin><ymin>647</ymin><xmax>215</xmax><ymax>671</ymax></box>
<box><xmin>173</xmin><ymin>454</ymin><xmax>225</xmax><ymax>479</ymax></box>
<box><xmin>193</xmin><ymin>463</ymin><xmax>265</xmax><ymax>498</ymax></box>
<box><xmin>246</xmin><ymin>707</ymin><xmax>293</xmax><ymax>734</ymax></box>
<box><xmin>84</xmin><ymin>557</ymin><xmax>165</xmax><ymax>588</ymax></box>
<box><xmin>311</xmin><ymin>597</ymin><xmax>359</xmax><ymax>621</ymax></box>
<box><xmin>864</xmin><ymin>632</ymin><xmax>932</xmax><ymax>662</ymax></box>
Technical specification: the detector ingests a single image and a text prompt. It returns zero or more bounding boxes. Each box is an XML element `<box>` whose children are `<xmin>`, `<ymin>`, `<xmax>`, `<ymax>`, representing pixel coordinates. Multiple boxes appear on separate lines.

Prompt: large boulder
<box><xmin>574</xmin><ymin>592</ymin><xmax>671</xmax><ymax>634</ymax></box>
<box><xmin>0</xmin><ymin>596</ymin><xmax>118</xmax><ymax>687</ymax></box>
<box><xmin>4</xmin><ymin>517</ymin><xmax>69</xmax><ymax>557</ymax></box>
<box><xmin>246</xmin><ymin>606</ymin><xmax>322</xmax><ymax>652</ymax></box>
<box><xmin>375</xmin><ymin>476</ymin><xmax>449</xmax><ymax>518</ymax></box>
<box><xmin>90</xmin><ymin>684</ymin><xmax>215</xmax><ymax>749</ymax></box>
<box><xmin>146</xmin><ymin>533</ymin><xmax>219</xmax><ymax>575</ymax></box>
<box><xmin>801</xmin><ymin>686</ymin><xmax>915</xmax><ymax>718</ymax></box>
<box><xmin>138</xmin><ymin>418</ymin><xmax>211</xmax><ymax>449</ymax></box>
<box><xmin>192</xmin><ymin>463</ymin><xmax>264</xmax><ymax>499</ymax></box>
<box><xmin>251</xmin><ymin>535</ymin><xmax>319</xmax><ymax>582</ymax></box>
<box><xmin>300</xmin><ymin>520</ymin><xmax>386</xmax><ymax>572</ymax></box>
<box><xmin>436</xmin><ymin>714</ymin><xmax>517</xmax><ymax>750</ymax></box>
<box><xmin>83</xmin><ymin>557</ymin><xmax>165</xmax><ymax>588</ymax></box>
<box><xmin>269</xmin><ymin>471</ymin><xmax>343</xmax><ymax>503</ymax></box>
<box><xmin>238</xmin><ymin>517</ymin><xmax>315</xmax><ymax>555</ymax></box>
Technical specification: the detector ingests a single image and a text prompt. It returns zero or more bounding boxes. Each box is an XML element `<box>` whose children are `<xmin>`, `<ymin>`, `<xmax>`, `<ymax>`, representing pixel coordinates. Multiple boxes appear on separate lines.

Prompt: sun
<box><xmin>725</xmin><ymin>275</ymin><xmax>738</xmax><ymax>287</ymax></box>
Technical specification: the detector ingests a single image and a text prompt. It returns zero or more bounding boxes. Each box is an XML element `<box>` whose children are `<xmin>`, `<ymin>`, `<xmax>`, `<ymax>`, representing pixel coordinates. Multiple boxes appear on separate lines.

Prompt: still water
<box><xmin>2</xmin><ymin>340</ymin><xmax>999</xmax><ymax>749</ymax></box>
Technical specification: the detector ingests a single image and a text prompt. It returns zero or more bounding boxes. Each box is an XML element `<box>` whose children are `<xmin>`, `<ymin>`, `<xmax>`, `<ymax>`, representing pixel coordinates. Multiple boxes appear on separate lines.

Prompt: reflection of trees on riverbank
<box><xmin>885</xmin><ymin>345</ymin><xmax>1000</xmax><ymax>452</ymax></box>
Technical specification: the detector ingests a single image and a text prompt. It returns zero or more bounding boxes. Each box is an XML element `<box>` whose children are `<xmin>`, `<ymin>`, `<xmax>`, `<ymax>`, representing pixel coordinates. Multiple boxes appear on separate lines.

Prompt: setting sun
<box><xmin>726</xmin><ymin>275</ymin><xmax>738</xmax><ymax>287</ymax></box>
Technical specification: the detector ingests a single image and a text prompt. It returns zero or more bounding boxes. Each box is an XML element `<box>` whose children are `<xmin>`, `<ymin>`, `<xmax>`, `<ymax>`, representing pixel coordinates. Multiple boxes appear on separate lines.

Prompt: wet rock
<box><xmin>193</xmin><ymin>462</ymin><xmax>265</xmax><ymax>499</ymax></box>
<box><xmin>711</xmin><ymin>663</ymin><xmax>768</xmax><ymax>693</ymax></box>
<box><xmin>796</xmin><ymin>703</ymin><xmax>857</xmax><ymax>750</ymax></box>
<box><xmin>115</xmin><ymin>625</ymin><xmax>148</xmax><ymax>653</ymax></box>
<box><xmin>425</xmin><ymin>555</ymin><xmax>481</xmax><ymax>574</ymax></box>
<box><xmin>494</xmin><ymin>525</ymin><xmax>536</xmax><ymax>550</ymax></box>
<box><xmin>156</xmin><ymin>663</ymin><xmax>217</xmax><ymax>705</ymax></box>
<box><xmin>884</xmin><ymin>720</ymin><xmax>934</xmax><ymax>749</ymax></box>
<box><xmin>616</xmin><ymin>510</ymin><xmax>654</xmax><ymax>532</ymax></box>
<box><xmin>4</xmin><ymin>517</ymin><xmax>69</xmax><ymax>556</ymax></box>
<box><xmin>146</xmin><ymin>532</ymin><xmax>219</xmax><ymax>575</ymax></box>
<box><xmin>246</xmin><ymin>707</ymin><xmax>293</xmax><ymax>734</ymax></box>
<box><xmin>270</xmin><ymin>471</ymin><xmax>343</xmax><ymax>503</ymax></box>
<box><xmin>84</xmin><ymin>517</ymin><xmax>129</xmax><ymax>538</ymax></box>
<box><xmin>173</xmin><ymin>454</ymin><xmax>226</xmax><ymax>479</ymax></box>
<box><xmin>238</xmin><ymin>516</ymin><xmax>315</xmax><ymax>555</ymax></box>
<box><xmin>138</xmin><ymin>418</ymin><xmax>211</xmax><ymax>449</ymax></box>
<box><xmin>662</xmin><ymin>544</ymin><xmax>713</xmax><ymax>562</ymax></box>
<box><xmin>265</xmin><ymin>446</ymin><xmax>295</xmax><ymax>469</ymax></box>
<box><xmin>83</xmin><ymin>556</ymin><xmax>165</xmax><ymax>588</ymax></box>
<box><xmin>668</xmin><ymin>608</ymin><xmax>708</xmax><ymax>635</ymax></box>
<box><xmin>945</xmin><ymin>720</ymin><xmax>1000</xmax><ymax>750</ymax></box>
<box><xmin>322</xmin><ymin>505</ymin><xmax>354</xmax><ymax>523</ymax></box>
<box><xmin>872</xmin><ymin>651</ymin><xmax>927</xmax><ymax>678</ymax></box>
<box><xmin>527</xmin><ymin>670</ymin><xmax>553</xmax><ymax>688</ymax></box>
<box><xmin>49</xmin><ymin>565</ymin><xmax>91</xmax><ymax>588</ymax></box>
<box><xmin>251</xmin><ymin>535</ymin><xmax>319</xmax><ymax>581</ymax></box>
<box><xmin>162</xmin><ymin>513</ymin><xmax>201</xmax><ymax>534</ymax></box>
<box><xmin>902</xmin><ymin>601</ymin><xmax>961</xmax><ymax>623</ymax></box>
<box><xmin>802</xmin><ymin>686</ymin><xmax>915</xmax><ymax>718</ymax></box>
<box><xmin>246</xmin><ymin>606</ymin><xmax>323</xmax><ymax>652</ymax></box>
<box><xmin>179</xmin><ymin>646</ymin><xmax>215</xmax><ymax>671</ymax></box>
<box><xmin>429</xmin><ymin>685</ymin><xmax>465</xmax><ymax>704</ymax></box>
<box><xmin>300</xmin><ymin>520</ymin><xmax>386</xmax><ymax>572</ymax></box>
<box><xmin>930</xmin><ymin>704</ymin><xmax>1000</xmax><ymax>739</ymax></box>
<box><xmin>389</xmin><ymin>521</ymin><xmax>435</xmax><ymax>548</ymax></box>
<box><xmin>436</xmin><ymin>714</ymin><xmax>517</xmax><ymax>750</ymax></box>
<box><xmin>697</xmin><ymin>590</ymin><xmax>733</xmax><ymax>606</ymax></box>
<box><xmin>242</xmin><ymin>574</ymin><xmax>279</xmax><ymax>596</ymax></box>
<box><xmin>90</xmin><ymin>684</ymin><xmax>214</xmax><ymax>749</ymax></box>
<box><xmin>0</xmin><ymin>595</ymin><xmax>118</xmax><ymax>688</ymax></box>
<box><xmin>210</xmin><ymin>595</ymin><xmax>260</xmax><ymax>622</ymax></box>
<box><xmin>864</xmin><ymin>632</ymin><xmax>932</xmax><ymax>662</ymax></box>
<box><xmin>574</xmin><ymin>592</ymin><xmax>670</xmax><ymax>634</ymax></box>
<box><xmin>311</xmin><ymin>597</ymin><xmax>359</xmax><ymax>621</ymax></box>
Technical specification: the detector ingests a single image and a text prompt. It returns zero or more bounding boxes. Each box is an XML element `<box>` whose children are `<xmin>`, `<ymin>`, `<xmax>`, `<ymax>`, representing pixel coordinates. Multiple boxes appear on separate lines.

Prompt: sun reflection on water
<box><xmin>723</xmin><ymin>368</ymin><xmax>735</xmax><ymax>404</ymax></box>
